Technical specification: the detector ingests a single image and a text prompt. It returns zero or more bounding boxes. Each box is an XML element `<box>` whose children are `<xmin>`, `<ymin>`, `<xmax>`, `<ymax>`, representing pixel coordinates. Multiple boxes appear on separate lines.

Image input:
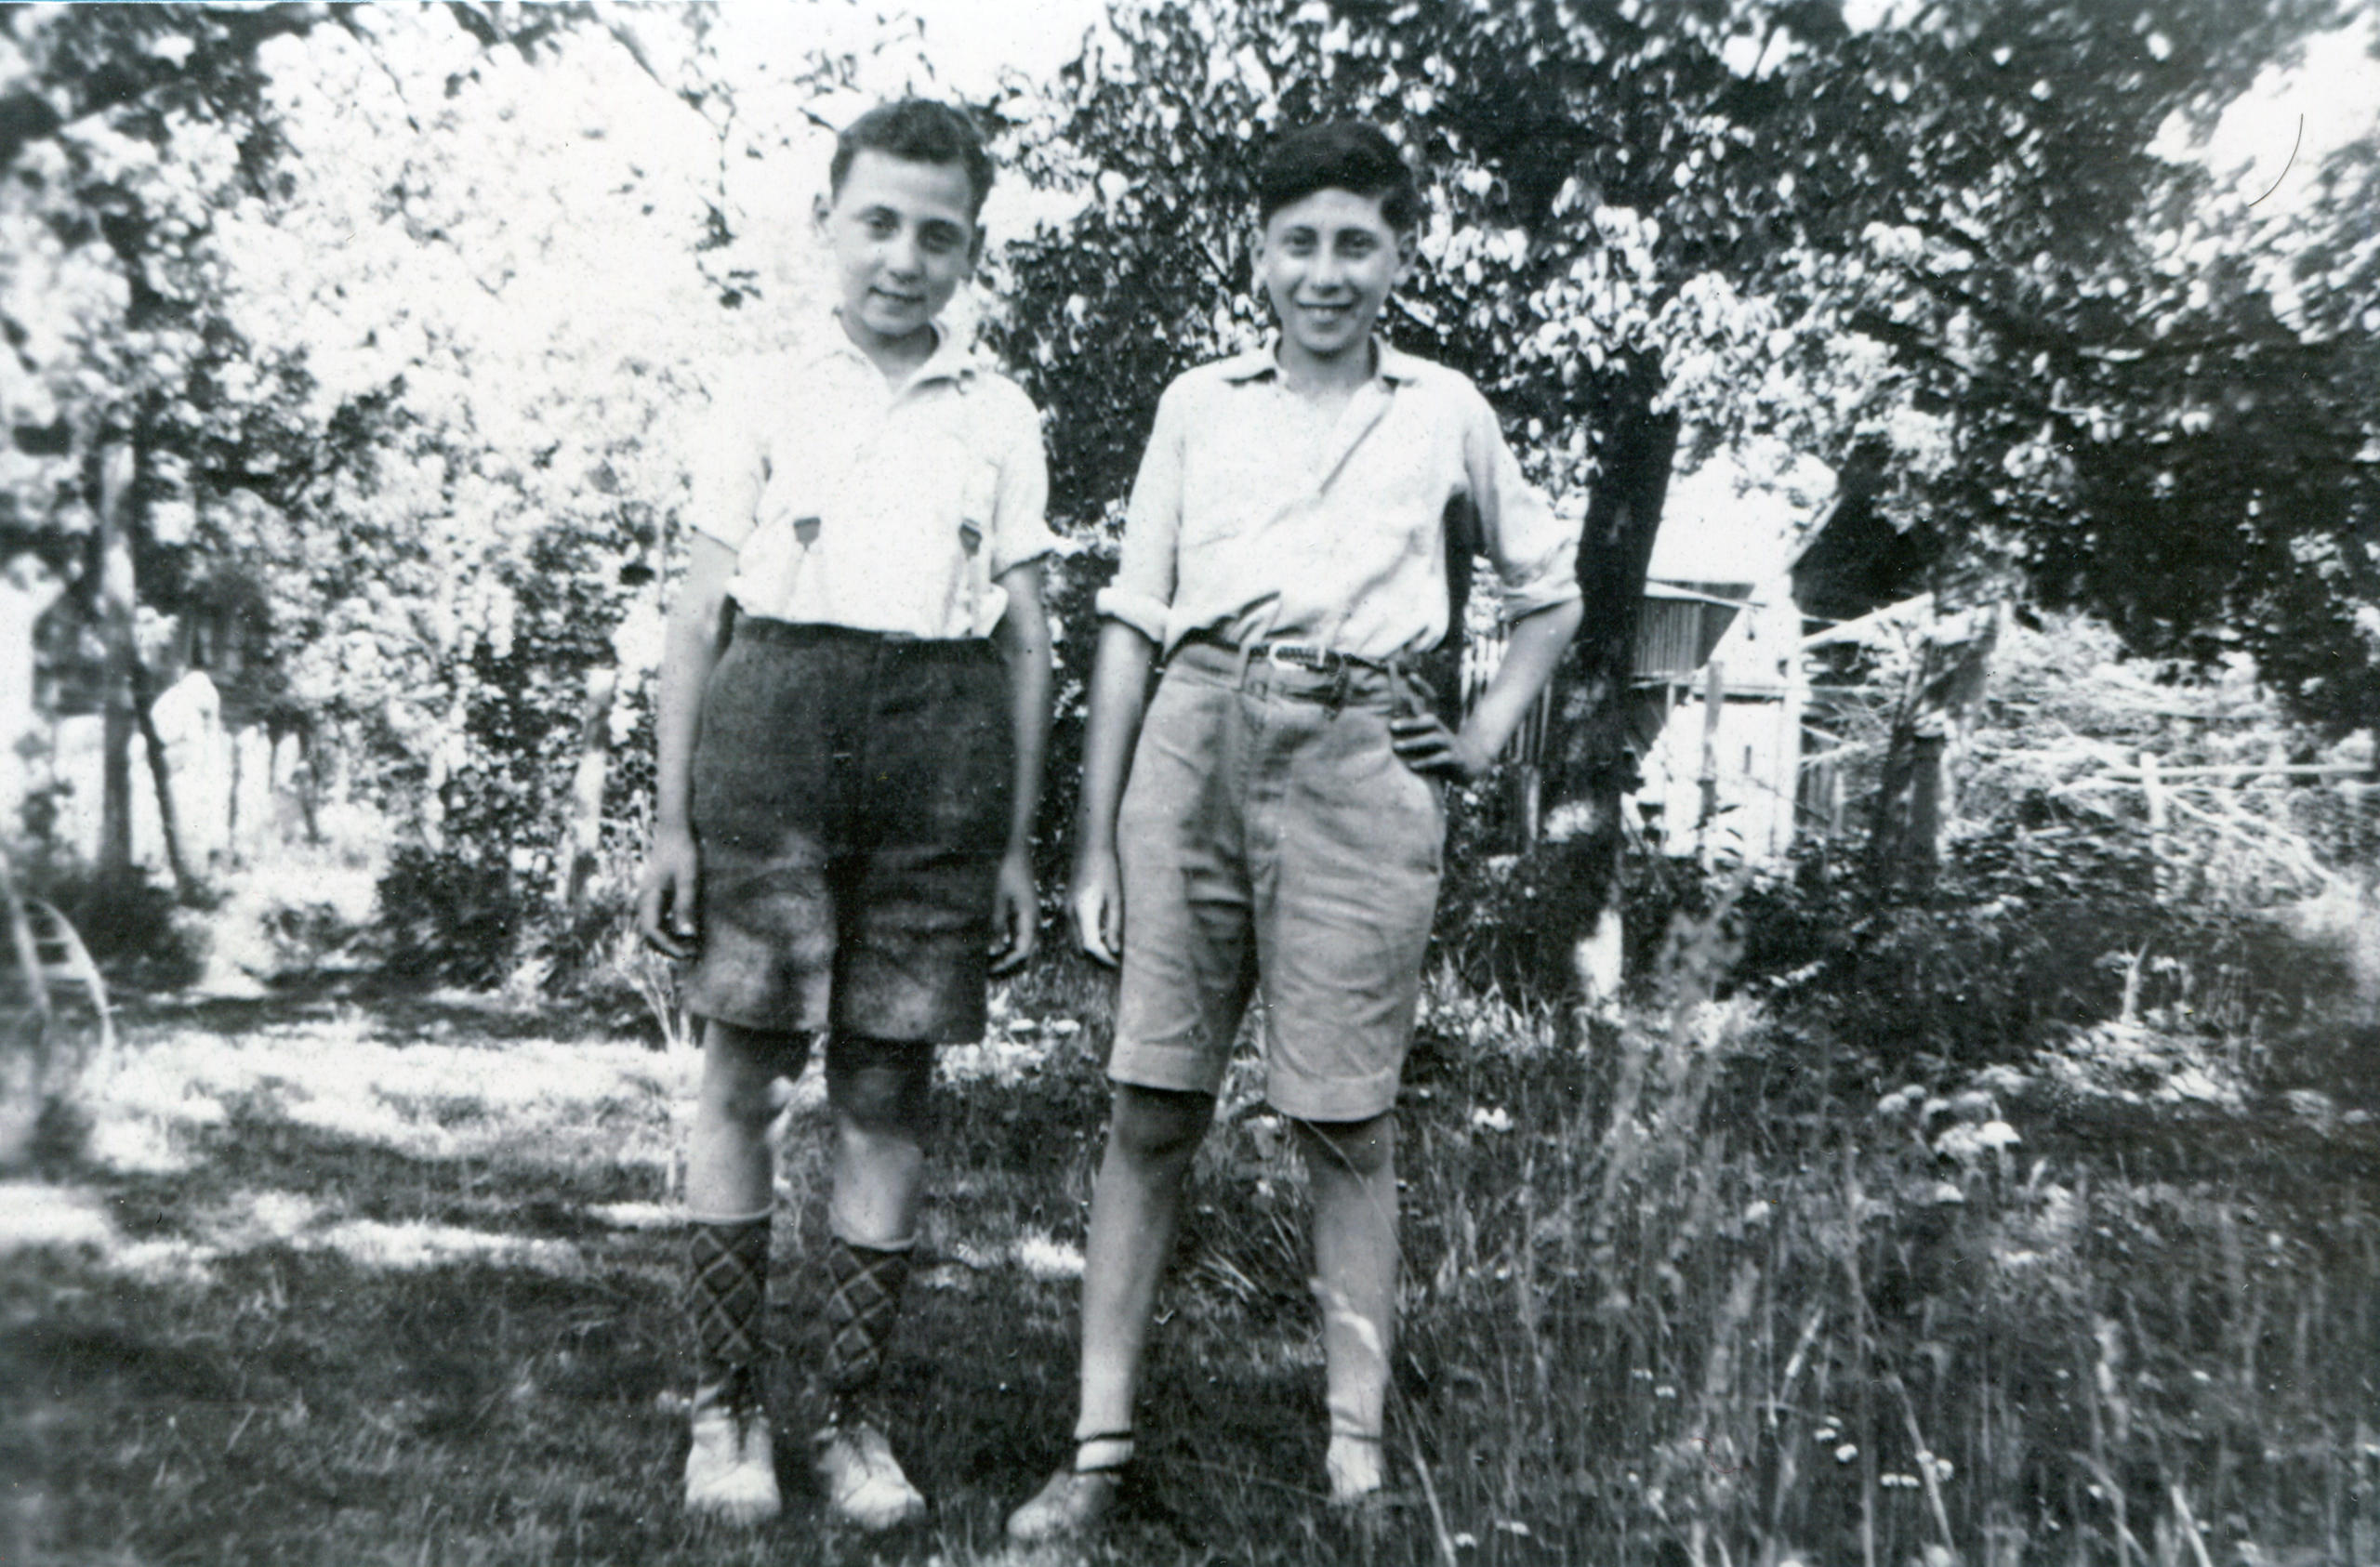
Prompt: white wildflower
<box><xmin>1014</xmin><ymin>1232</ymin><xmax>1085</xmax><ymax>1282</ymax></box>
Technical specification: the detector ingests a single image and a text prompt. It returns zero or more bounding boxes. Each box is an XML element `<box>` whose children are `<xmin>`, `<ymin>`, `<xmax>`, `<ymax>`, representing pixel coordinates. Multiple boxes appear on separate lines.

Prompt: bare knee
<box><xmin>1294</xmin><ymin>1111</ymin><xmax>1396</xmax><ymax>1183</ymax></box>
<box><xmin>1106</xmin><ymin>1085</ymin><xmax>1214</xmax><ymax>1167</ymax></box>
<box><xmin>826</xmin><ymin>1036</ymin><xmax>933</xmax><ymax>1138</ymax></box>
<box><xmin>698</xmin><ymin>1022</ymin><xmax>807</xmax><ymax>1131</ymax></box>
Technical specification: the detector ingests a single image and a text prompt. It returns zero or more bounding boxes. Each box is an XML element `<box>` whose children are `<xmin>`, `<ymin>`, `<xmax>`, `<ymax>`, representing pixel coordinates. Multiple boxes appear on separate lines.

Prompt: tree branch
<box><xmin>0</xmin><ymin>4</ymin><xmax>328</xmax><ymax>171</ymax></box>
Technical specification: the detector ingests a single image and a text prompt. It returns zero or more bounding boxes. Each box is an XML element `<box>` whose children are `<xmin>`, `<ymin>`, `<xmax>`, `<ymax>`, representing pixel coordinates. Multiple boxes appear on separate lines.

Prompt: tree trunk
<box><xmin>1864</xmin><ymin>557</ymin><xmax>2012</xmax><ymax>893</ymax></box>
<box><xmin>128</xmin><ymin>655</ymin><xmax>197</xmax><ymax>901</ymax></box>
<box><xmin>1554</xmin><ymin>364</ymin><xmax>1681</xmax><ymax>1003</ymax></box>
<box><xmin>1</xmin><ymin>849</ymin><xmax>50</xmax><ymax>1024</ymax></box>
<box><xmin>95</xmin><ymin>443</ymin><xmax>139</xmax><ymax>891</ymax></box>
<box><xmin>553</xmin><ymin>663</ymin><xmax>618</xmax><ymax>912</ymax></box>
<box><xmin>93</xmin><ymin>440</ymin><xmax>198</xmax><ymax>900</ymax></box>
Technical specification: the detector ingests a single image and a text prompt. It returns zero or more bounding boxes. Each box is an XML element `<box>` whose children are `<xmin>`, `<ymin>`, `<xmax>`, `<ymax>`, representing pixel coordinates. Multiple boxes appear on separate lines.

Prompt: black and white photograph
<box><xmin>3</xmin><ymin>2</ymin><xmax>2377</xmax><ymax>1562</ymax></box>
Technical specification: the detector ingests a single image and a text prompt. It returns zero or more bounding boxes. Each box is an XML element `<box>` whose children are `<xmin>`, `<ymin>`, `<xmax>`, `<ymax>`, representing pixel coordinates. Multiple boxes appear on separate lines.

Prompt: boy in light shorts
<box><xmin>640</xmin><ymin>99</ymin><xmax>1053</xmax><ymax>1531</ymax></box>
<box><xmin>1007</xmin><ymin>120</ymin><xmax>1583</xmax><ymax>1540</ymax></box>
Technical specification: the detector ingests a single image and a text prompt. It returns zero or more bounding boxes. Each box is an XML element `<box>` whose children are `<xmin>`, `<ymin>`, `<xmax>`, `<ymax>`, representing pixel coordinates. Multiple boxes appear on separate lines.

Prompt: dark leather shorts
<box><xmin>684</xmin><ymin>618</ymin><xmax>1012</xmax><ymax>1043</ymax></box>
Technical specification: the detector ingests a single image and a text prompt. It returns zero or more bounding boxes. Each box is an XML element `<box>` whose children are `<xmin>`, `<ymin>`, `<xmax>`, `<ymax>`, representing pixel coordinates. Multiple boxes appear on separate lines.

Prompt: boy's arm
<box><xmin>1389</xmin><ymin>597</ymin><xmax>1581</xmax><ymax>781</ymax></box>
<box><xmin>638</xmin><ymin>533</ymin><xmax>740</xmax><ymax>958</ymax></box>
<box><xmin>1072</xmin><ymin>380</ymin><xmax>1185</xmax><ymax>964</ymax></box>
<box><xmin>1071</xmin><ymin>618</ymin><xmax>1159</xmax><ymax>966</ymax></box>
<box><xmin>1391</xmin><ymin>379</ymin><xmax>1585</xmax><ymax>780</ymax></box>
<box><xmin>990</xmin><ymin>560</ymin><xmax>1054</xmax><ymax>974</ymax></box>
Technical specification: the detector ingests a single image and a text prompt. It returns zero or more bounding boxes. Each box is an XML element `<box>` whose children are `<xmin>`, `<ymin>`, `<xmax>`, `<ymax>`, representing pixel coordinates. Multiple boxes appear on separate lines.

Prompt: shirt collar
<box><xmin>811</xmin><ymin>315</ymin><xmax>980</xmax><ymax>390</ymax></box>
<box><xmin>909</xmin><ymin>322</ymin><xmax>981</xmax><ymax>388</ymax></box>
<box><xmin>1219</xmin><ymin>336</ymin><xmax>1421</xmax><ymax>387</ymax></box>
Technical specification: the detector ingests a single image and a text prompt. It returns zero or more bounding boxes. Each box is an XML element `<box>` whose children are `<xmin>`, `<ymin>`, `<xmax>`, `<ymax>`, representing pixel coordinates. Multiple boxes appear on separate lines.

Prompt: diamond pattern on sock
<box><xmin>688</xmin><ymin>1217</ymin><xmax>771</xmax><ymax>1380</ymax></box>
<box><xmin>819</xmin><ymin>1237</ymin><xmax>910</xmax><ymax>1397</ymax></box>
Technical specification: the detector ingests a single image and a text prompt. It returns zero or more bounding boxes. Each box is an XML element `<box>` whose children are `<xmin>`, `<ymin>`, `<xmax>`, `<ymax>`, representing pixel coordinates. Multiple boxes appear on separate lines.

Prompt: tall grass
<box><xmin>3</xmin><ymin>923</ymin><xmax>2373</xmax><ymax>1565</ymax></box>
<box><xmin>1285</xmin><ymin>913</ymin><xmax>2380</xmax><ymax>1567</ymax></box>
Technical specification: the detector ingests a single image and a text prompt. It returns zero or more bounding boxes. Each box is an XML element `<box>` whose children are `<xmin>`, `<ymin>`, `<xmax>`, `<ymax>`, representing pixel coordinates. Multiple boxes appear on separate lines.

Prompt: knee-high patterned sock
<box><xmin>819</xmin><ymin>1235</ymin><xmax>911</xmax><ymax>1420</ymax></box>
<box><xmin>688</xmin><ymin>1215</ymin><xmax>772</xmax><ymax>1397</ymax></box>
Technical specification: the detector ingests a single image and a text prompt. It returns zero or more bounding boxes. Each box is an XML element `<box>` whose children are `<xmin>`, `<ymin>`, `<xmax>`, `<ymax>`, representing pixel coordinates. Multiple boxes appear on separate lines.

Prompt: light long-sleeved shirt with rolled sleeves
<box><xmin>686</xmin><ymin>324</ymin><xmax>1055</xmax><ymax>640</ymax></box>
<box><xmin>1093</xmin><ymin>338</ymin><xmax>1580</xmax><ymax>661</ymax></box>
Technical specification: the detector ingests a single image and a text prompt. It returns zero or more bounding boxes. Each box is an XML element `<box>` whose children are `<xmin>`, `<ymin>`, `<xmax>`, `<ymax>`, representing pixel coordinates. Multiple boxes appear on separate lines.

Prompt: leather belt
<box><xmin>1250</xmin><ymin>641</ymin><xmax>1392</xmax><ymax>676</ymax></box>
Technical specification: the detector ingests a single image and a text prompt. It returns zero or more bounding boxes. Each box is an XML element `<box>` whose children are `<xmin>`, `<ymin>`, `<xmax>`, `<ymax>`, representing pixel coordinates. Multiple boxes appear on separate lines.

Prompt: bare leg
<box><xmin>686</xmin><ymin>1020</ymin><xmax>809</xmax><ymax>1220</ymax></box>
<box><xmin>682</xmin><ymin>1021</ymin><xmax>808</xmax><ymax>1525</ymax></box>
<box><xmin>1296</xmin><ymin>1110</ymin><xmax>1398</xmax><ymax>1501</ymax></box>
<box><xmin>811</xmin><ymin>1035</ymin><xmax>936</xmax><ymax>1531</ymax></box>
<box><xmin>1009</xmin><ymin>1083</ymin><xmax>1216</xmax><ymax>1543</ymax></box>
<box><xmin>825</xmin><ymin>1037</ymin><xmax>934</xmax><ymax>1247</ymax></box>
<box><xmin>1076</xmin><ymin>1084</ymin><xmax>1217</xmax><ymax>1446</ymax></box>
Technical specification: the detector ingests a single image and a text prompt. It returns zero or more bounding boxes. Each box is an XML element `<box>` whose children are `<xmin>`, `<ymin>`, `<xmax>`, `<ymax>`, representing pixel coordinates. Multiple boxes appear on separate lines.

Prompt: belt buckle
<box><xmin>1266</xmin><ymin>642</ymin><xmax>1329</xmax><ymax>673</ymax></box>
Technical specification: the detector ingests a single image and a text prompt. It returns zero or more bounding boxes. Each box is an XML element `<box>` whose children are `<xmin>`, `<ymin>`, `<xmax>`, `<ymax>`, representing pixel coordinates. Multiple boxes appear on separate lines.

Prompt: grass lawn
<box><xmin>4</xmin><ymin>964</ymin><xmax>2376</xmax><ymax>1565</ymax></box>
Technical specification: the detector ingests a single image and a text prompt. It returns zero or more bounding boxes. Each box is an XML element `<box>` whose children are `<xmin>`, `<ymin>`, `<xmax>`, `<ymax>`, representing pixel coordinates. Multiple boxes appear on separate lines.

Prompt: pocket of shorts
<box><xmin>1369</xmin><ymin>713</ymin><xmax>1447</xmax><ymax>874</ymax></box>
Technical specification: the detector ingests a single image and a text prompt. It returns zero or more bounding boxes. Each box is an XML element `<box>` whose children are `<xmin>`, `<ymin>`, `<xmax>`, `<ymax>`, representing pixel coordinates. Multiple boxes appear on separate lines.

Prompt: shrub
<box><xmin>372</xmin><ymin>843</ymin><xmax>529</xmax><ymax>990</ymax></box>
<box><xmin>1431</xmin><ymin>801</ymin><xmax>1778</xmax><ymax>1014</ymax></box>
<box><xmin>13</xmin><ymin>858</ymin><xmax>206</xmax><ymax>993</ymax></box>
<box><xmin>1737</xmin><ymin>817</ymin><xmax>2363</xmax><ymax>1074</ymax></box>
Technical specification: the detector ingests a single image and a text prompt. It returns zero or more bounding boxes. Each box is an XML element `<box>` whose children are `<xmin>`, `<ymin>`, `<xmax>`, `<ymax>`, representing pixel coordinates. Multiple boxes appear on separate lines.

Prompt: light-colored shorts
<box><xmin>1108</xmin><ymin>639</ymin><xmax>1446</xmax><ymax>1122</ymax></box>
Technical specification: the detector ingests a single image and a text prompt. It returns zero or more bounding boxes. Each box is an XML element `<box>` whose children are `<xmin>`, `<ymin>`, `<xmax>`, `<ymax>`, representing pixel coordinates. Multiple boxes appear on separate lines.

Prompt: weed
<box><xmin>1</xmin><ymin>945</ymin><xmax>2373</xmax><ymax>1565</ymax></box>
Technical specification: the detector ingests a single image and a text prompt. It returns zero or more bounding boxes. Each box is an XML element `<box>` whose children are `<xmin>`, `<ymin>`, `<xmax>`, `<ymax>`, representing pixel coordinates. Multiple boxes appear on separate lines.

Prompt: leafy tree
<box><xmin>216</xmin><ymin>3</ymin><xmax>733</xmax><ymax>937</ymax></box>
<box><xmin>0</xmin><ymin>3</ymin><xmax>349</xmax><ymax>895</ymax></box>
<box><xmin>1798</xmin><ymin>0</ymin><xmax>2376</xmax><ymax>881</ymax></box>
<box><xmin>996</xmin><ymin>0</ymin><xmax>2372</xmax><ymax>942</ymax></box>
<box><xmin>3</xmin><ymin>1</ymin><xmax>669</xmax><ymax>927</ymax></box>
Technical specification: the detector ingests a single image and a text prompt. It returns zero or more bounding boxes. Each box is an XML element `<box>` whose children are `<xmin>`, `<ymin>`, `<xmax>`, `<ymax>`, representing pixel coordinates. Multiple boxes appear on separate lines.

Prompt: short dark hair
<box><xmin>830</xmin><ymin>99</ymin><xmax>996</xmax><ymax>217</ymax></box>
<box><xmin>1256</xmin><ymin>120</ymin><xmax>1422</xmax><ymax>233</ymax></box>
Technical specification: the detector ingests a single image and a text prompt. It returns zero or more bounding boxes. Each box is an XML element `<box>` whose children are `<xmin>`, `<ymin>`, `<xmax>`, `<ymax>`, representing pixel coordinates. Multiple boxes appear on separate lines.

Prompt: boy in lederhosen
<box><xmin>641</xmin><ymin>99</ymin><xmax>1052</xmax><ymax>1531</ymax></box>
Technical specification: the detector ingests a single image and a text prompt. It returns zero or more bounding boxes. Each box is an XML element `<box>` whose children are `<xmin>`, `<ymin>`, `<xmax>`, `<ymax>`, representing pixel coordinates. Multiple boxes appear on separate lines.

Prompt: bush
<box><xmin>1430</xmin><ymin>793</ymin><xmax>1772</xmax><ymax>1012</ymax></box>
<box><xmin>11</xmin><ymin>858</ymin><xmax>207</xmax><ymax>993</ymax></box>
<box><xmin>1736</xmin><ymin>817</ymin><xmax>2363</xmax><ymax>1074</ymax></box>
<box><xmin>372</xmin><ymin>843</ymin><xmax>530</xmax><ymax>989</ymax></box>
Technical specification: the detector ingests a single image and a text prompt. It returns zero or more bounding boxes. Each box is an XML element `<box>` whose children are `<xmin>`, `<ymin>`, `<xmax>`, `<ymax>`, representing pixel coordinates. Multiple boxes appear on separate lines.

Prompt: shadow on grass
<box><xmin>90</xmin><ymin>1105</ymin><xmax>671</xmax><ymax>1247</ymax></box>
<box><xmin>7</xmin><ymin>980</ymin><xmax>2379</xmax><ymax>1564</ymax></box>
<box><xmin>116</xmin><ymin>969</ymin><xmax>666</xmax><ymax>1047</ymax></box>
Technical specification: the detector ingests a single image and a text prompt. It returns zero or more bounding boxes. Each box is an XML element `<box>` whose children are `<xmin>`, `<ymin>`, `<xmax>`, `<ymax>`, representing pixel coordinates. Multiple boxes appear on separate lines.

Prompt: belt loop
<box><xmin>1237</xmin><ymin>604</ymin><xmax>1280</xmax><ymax>694</ymax></box>
<box><xmin>1231</xmin><ymin>637</ymin><xmax>1258</xmax><ymax>692</ymax></box>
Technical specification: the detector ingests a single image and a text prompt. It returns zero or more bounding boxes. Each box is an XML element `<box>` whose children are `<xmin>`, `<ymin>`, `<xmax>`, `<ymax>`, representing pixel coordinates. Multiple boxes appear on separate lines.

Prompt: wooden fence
<box><xmin>2056</xmin><ymin>756</ymin><xmax>2373</xmax><ymax>897</ymax></box>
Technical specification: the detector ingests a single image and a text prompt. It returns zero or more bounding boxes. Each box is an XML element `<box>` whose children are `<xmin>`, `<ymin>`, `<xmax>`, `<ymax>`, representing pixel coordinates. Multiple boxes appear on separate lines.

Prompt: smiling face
<box><xmin>1253</xmin><ymin>186</ymin><xmax>1411</xmax><ymax>376</ymax></box>
<box><xmin>815</xmin><ymin>148</ymin><xmax>983</xmax><ymax>364</ymax></box>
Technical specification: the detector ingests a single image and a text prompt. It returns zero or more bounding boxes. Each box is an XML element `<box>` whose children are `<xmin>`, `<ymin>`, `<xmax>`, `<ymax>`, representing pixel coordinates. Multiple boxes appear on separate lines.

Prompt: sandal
<box><xmin>1005</xmin><ymin>1430</ymin><xmax>1133</xmax><ymax>1544</ymax></box>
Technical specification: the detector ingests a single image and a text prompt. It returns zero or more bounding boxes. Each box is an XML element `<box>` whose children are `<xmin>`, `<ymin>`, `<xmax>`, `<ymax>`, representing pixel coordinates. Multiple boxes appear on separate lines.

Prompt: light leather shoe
<box><xmin>813</xmin><ymin>1418</ymin><xmax>927</xmax><ymax>1530</ymax></box>
<box><xmin>684</xmin><ymin>1378</ymin><xmax>780</xmax><ymax>1525</ymax></box>
<box><xmin>1005</xmin><ymin>1466</ymin><xmax>1124</xmax><ymax>1544</ymax></box>
<box><xmin>1326</xmin><ymin>1429</ymin><xmax>1388</xmax><ymax>1506</ymax></box>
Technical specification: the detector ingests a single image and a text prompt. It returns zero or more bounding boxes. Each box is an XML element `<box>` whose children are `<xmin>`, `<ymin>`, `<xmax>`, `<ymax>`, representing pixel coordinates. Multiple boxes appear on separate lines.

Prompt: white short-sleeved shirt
<box><xmin>1095</xmin><ymin>338</ymin><xmax>1580</xmax><ymax>658</ymax></box>
<box><xmin>687</xmin><ymin>323</ymin><xmax>1055</xmax><ymax>639</ymax></box>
